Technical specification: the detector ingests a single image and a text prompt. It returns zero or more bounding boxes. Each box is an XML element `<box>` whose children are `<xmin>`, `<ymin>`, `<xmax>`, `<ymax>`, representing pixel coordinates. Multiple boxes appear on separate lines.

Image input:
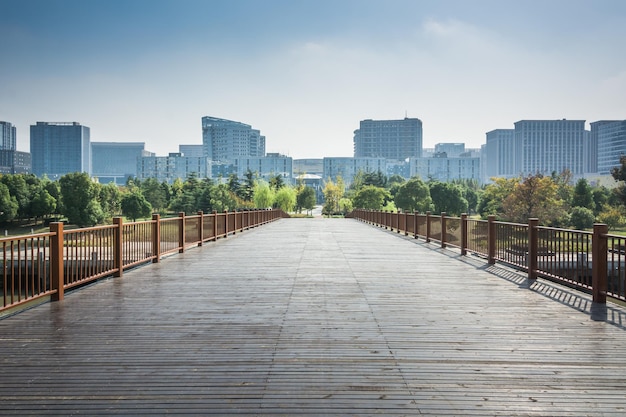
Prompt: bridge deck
<box><xmin>2</xmin><ymin>218</ymin><xmax>626</xmax><ymax>416</ymax></box>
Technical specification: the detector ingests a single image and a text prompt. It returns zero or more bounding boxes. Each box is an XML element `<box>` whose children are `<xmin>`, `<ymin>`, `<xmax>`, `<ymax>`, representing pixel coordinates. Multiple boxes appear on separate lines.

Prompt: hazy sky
<box><xmin>2</xmin><ymin>0</ymin><xmax>626</xmax><ymax>158</ymax></box>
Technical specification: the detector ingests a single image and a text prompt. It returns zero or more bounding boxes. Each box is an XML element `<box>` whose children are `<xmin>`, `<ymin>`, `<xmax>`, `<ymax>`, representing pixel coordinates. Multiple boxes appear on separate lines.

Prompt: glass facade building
<box><xmin>353</xmin><ymin>118</ymin><xmax>423</xmax><ymax>160</ymax></box>
<box><xmin>593</xmin><ymin>120</ymin><xmax>626</xmax><ymax>175</ymax></box>
<box><xmin>201</xmin><ymin>116</ymin><xmax>266</xmax><ymax>163</ymax></box>
<box><xmin>30</xmin><ymin>122</ymin><xmax>90</xmax><ymax>178</ymax></box>
<box><xmin>323</xmin><ymin>157</ymin><xmax>386</xmax><ymax>188</ymax></box>
<box><xmin>92</xmin><ymin>142</ymin><xmax>153</xmax><ymax>184</ymax></box>
<box><xmin>137</xmin><ymin>153</ymin><xmax>211</xmax><ymax>184</ymax></box>
<box><xmin>0</xmin><ymin>121</ymin><xmax>17</xmax><ymax>151</ymax></box>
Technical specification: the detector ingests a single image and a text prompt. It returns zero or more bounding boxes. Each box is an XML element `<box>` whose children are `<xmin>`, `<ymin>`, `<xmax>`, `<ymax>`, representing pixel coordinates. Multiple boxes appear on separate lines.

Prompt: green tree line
<box><xmin>325</xmin><ymin>167</ymin><xmax>626</xmax><ymax>230</ymax></box>
<box><xmin>0</xmin><ymin>170</ymin><xmax>317</xmax><ymax>228</ymax></box>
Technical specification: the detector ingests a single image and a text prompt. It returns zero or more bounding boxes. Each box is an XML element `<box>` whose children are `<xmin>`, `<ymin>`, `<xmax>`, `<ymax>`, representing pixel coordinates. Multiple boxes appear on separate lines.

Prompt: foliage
<box><xmin>339</xmin><ymin>198</ymin><xmax>353</xmax><ymax>214</ymax></box>
<box><xmin>253</xmin><ymin>181</ymin><xmax>275</xmax><ymax>208</ymax></box>
<box><xmin>352</xmin><ymin>185</ymin><xmax>390</xmax><ymax>210</ymax></box>
<box><xmin>140</xmin><ymin>178</ymin><xmax>168</xmax><ymax>212</ymax></box>
<box><xmin>99</xmin><ymin>182</ymin><xmax>122</xmax><ymax>219</ymax></box>
<box><xmin>351</xmin><ymin>170</ymin><xmax>387</xmax><ymax>190</ymax></box>
<box><xmin>394</xmin><ymin>177</ymin><xmax>432</xmax><ymax>213</ymax></box>
<box><xmin>501</xmin><ymin>174</ymin><xmax>568</xmax><ymax>225</ymax></box>
<box><xmin>269</xmin><ymin>174</ymin><xmax>285</xmax><ymax>191</ymax></box>
<box><xmin>429</xmin><ymin>182</ymin><xmax>468</xmax><ymax>215</ymax></box>
<box><xmin>382</xmin><ymin>200</ymin><xmax>397</xmax><ymax>212</ymax></box>
<box><xmin>59</xmin><ymin>172</ymin><xmax>105</xmax><ymax>227</ymax></box>
<box><xmin>274</xmin><ymin>186</ymin><xmax>297</xmax><ymax>212</ymax></box>
<box><xmin>0</xmin><ymin>182</ymin><xmax>18</xmax><ymax>222</ymax></box>
<box><xmin>597</xmin><ymin>206</ymin><xmax>626</xmax><ymax>231</ymax></box>
<box><xmin>296</xmin><ymin>186</ymin><xmax>316</xmax><ymax>214</ymax></box>
<box><xmin>477</xmin><ymin>177</ymin><xmax>518</xmax><ymax>219</ymax></box>
<box><xmin>208</xmin><ymin>183</ymin><xmax>238</xmax><ymax>212</ymax></box>
<box><xmin>322</xmin><ymin>177</ymin><xmax>345</xmax><ymax>215</ymax></box>
<box><xmin>570</xmin><ymin>206</ymin><xmax>595</xmax><ymax>230</ymax></box>
<box><xmin>29</xmin><ymin>188</ymin><xmax>56</xmax><ymax>220</ymax></box>
<box><xmin>121</xmin><ymin>190</ymin><xmax>152</xmax><ymax>221</ymax></box>
<box><xmin>571</xmin><ymin>178</ymin><xmax>595</xmax><ymax>211</ymax></box>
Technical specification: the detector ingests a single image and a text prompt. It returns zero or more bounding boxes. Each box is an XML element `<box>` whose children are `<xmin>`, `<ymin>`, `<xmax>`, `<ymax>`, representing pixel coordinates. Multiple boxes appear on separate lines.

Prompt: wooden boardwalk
<box><xmin>2</xmin><ymin>218</ymin><xmax>626</xmax><ymax>416</ymax></box>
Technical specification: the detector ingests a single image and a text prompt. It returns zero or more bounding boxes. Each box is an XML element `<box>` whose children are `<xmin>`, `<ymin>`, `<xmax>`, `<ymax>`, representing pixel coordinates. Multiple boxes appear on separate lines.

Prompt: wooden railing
<box><xmin>1</xmin><ymin>209</ymin><xmax>286</xmax><ymax>315</ymax></box>
<box><xmin>350</xmin><ymin>209</ymin><xmax>626</xmax><ymax>305</ymax></box>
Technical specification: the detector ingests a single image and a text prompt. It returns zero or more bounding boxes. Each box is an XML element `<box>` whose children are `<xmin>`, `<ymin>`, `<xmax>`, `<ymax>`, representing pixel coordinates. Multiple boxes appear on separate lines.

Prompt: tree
<box><xmin>29</xmin><ymin>188</ymin><xmax>56</xmax><ymax>221</ymax></box>
<box><xmin>99</xmin><ymin>182</ymin><xmax>122</xmax><ymax>219</ymax></box>
<box><xmin>121</xmin><ymin>191</ymin><xmax>153</xmax><ymax>221</ymax></box>
<box><xmin>269</xmin><ymin>174</ymin><xmax>285</xmax><ymax>191</ymax></box>
<box><xmin>352</xmin><ymin>185</ymin><xmax>390</xmax><ymax>210</ymax></box>
<box><xmin>597</xmin><ymin>206</ymin><xmax>625</xmax><ymax>231</ymax></box>
<box><xmin>570</xmin><ymin>206</ymin><xmax>595</xmax><ymax>230</ymax></box>
<box><xmin>208</xmin><ymin>183</ymin><xmax>237</xmax><ymax>212</ymax></box>
<box><xmin>429</xmin><ymin>182</ymin><xmax>468</xmax><ymax>215</ymax></box>
<box><xmin>0</xmin><ymin>182</ymin><xmax>18</xmax><ymax>223</ymax></box>
<box><xmin>140</xmin><ymin>178</ymin><xmax>168</xmax><ymax>212</ymax></box>
<box><xmin>571</xmin><ymin>178</ymin><xmax>595</xmax><ymax>211</ymax></box>
<box><xmin>477</xmin><ymin>177</ymin><xmax>518</xmax><ymax>219</ymax></box>
<box><xmin>322</xmin><ymin>178</ymin><xmax>344</xmax><ymax>215</ymax></box>
<box><xmin>394</xmin><ymin>177</ymin><xmax>432</xmax><ymax>213</ymax></box>
<box><xmin>274</xmin><ymin>186</ymin><xmax>297</xmax><ymax>212</ymax></box>
<box><xmin>0</xmin><ymin>174</ymin><xmax>32</xmax><ymax>220</ymax></box>
<box><xmin>501</xmin><ymin>174</ymin><xmax>568</xmax><ymax>225</ymax></box>
<box><xmin>59</xmin><ymin>172</ymin><xmax>106</xmax><ymax>226</ymax></box>
<box><xmin>296</xmin><ymin>186</ymin><xmax>316</xmax><ymax>214</ymax></box>
<box><xmin>253</xmin><ymin>181</ymin><xmax>275</xmax><ymax>208</ymax></box>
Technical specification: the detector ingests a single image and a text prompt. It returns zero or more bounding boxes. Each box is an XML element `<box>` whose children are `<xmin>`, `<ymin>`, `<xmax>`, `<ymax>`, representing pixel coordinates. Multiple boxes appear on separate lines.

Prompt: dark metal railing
<box><xmin>351</xmin><ymin>209</ymin><xmax>624</xmax><ymax>305</ymax></box>
<box><xmin>1</xmin><ymin>209</ymin><xmax>285</xmax><ymax>315</ymax></box>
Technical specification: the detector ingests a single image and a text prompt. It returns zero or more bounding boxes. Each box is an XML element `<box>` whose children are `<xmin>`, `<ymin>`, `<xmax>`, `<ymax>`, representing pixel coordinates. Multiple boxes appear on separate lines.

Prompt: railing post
<box><xmin>441</xmin><ymin>212</ymin><xmax>447</xmax><ymax>248</ymax></box>
<box><xmin>178</xmin><ymin>212</ymin><xmax>185</xmax><ymax>253</ymax></box>
<box><xmin>197</xmin><ymin>211</ymin><xmax>203</xmax><ymax>246</ymax></box>
<box><xmin>224</xmin><ymin>210</ymin><xmax>229</xmax><ymax>237</ymax></box>
<box><xmin>488</xmin><ymin>215</ymin><xmax>496</xmax><ymax>264</ymax></box>
<box><xmin>592</xmin><ymin>223</ymin><xmax>608</xmax><ymax>304</ymax></box>
<box><xmin>113</xmin><ymin>217</ymin><xmax>123</xmax><ymax>277</ymax></box>
<box><xmin>152</xmin><ymin>213</ymin><xmax>160</xmax><ymax>263</ymax></box>
<box><xmin>426</xmin><ymin>211</ymin><xmax>431</xmax><ymax>243</ymax></box>
<box><xmin>233</xmin><ymin>210</ymin><xmax>237</xmax><ymax>235</ymax></box>
<box><xmin>413</xmin><ymin>211</ymin><xmax>418</xmax><ymax>239</ymax></box>
<box><xmin>403</xmin><ymin>211</ymin><xmax>408</xmax><ymax>236</ymax></box>
<box><xmin>213</xmin><ymin>210</ymin><xmax>218</xmax><ymax>240</ymax></box>
<box><xmin>528</xmin><ymin>218</ymin><xmax>539</xmax><ymax>280</ymax></box>
<box><xmin>49</xmin><ymin>222</ymin><xmax>64</xmax><ymax>302</ymax></box>
<box><xmin>461</xmin><ymin>213</ymin><xmax>467</xmax><ymax>256</ymax></box>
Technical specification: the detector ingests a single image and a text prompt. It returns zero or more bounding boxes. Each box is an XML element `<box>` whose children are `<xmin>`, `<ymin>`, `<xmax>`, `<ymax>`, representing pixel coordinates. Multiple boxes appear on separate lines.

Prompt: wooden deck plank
<box><xmin>1</xmin><ymin>217</ymin><xmax>626</xmax><ymax>415</ymax></box>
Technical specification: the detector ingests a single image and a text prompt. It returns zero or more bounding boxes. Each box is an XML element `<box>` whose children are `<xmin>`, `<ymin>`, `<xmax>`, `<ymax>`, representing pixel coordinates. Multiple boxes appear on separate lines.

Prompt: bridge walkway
<box><xmin>2</xmin><ymin>218</ymin><xmax>626</xmax><ymax>416</ymax></box>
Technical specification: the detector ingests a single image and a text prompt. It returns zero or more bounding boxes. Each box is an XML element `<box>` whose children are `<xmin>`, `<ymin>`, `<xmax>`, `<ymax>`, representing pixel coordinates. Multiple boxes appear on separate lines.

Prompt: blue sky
<box><xmin>2</xmin><ymin>0</ymin><xmax>626</xmax><ymax>158</ymax></box>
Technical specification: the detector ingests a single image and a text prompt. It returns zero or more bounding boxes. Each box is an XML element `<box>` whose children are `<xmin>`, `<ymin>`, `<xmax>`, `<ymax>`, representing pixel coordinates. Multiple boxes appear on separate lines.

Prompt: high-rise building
<box><xmin>137</xmin><ymin>153</ymin><xmax>211</xmax><ymax>184</ymax></box>
<box><xmin>514</xmin><ymin>119</ymin><xmax>587</xmax><ymax>176</ymax></box>
<box><xmin>410</xmin><ymin>154</ymin><xmax>481</xmax><ymax>183</ymax></box>
<box><xmin>323</xmin><ymin>157</ymin><xmax>386</xmax><ymax>188</ymax></box>
<box><xmin>483</xmin><ymin>129</ymin><xmax>517</xmax><ymax>181</ymax></box>
<box><xmin>0</xmin><ymin>121</ymin><xmax>17</xmax><ymax>151</ymax></box>
<box><xmin>232</xmin><ymin>154</ymin><xmax>293</xmax><ymax>183</ymax></box>
<box><xmin>92</xmin><ymin>142</ymin><xmax>153</xmax><ymax>184</ymax></box>
<box><xmin>353</xmin><ymin>118</ymin><xmax>422</xmax><ymax>160</ymax></box>
<box><xmin>179</xmin><ymin>144</ymin><xmax>204</xmax><ymax>158</ymax></box>
<box><xmin>0</xmin><ymin>150</ymin><xmax>31</xmax><ymax>174</ymax></box>
<box><xmin>593</xmin><ymin>120</ymin><xmax>626</xmax><ymax>175</ymax></box>
<box><xmin>201</xmin><ymin>116</ymin><xmax>266</xmax><ymax>163</ymax></box>
<box><xmin>30</xmin><ymin>122</ymin><xmax>90</xmax><ymax>178</ymax></box>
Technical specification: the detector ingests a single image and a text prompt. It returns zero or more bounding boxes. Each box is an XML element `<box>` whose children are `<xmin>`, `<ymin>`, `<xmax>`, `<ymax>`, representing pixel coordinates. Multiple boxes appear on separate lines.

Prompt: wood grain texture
<box><xmin>1</xmin><ymin>218</ymin><xmax>626</xmax><ymax>416</ymax></box>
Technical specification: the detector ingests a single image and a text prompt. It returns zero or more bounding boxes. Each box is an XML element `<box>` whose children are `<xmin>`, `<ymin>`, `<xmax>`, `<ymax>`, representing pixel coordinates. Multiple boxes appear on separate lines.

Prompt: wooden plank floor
<box><xmin>2</xmin><ymin>218</ymin><xmax>626</xmax><ymax>416</ymax></box>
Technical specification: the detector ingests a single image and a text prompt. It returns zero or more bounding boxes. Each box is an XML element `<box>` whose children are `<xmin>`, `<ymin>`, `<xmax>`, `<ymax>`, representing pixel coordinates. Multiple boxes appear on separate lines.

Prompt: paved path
<box><xmin>2</xmin><ymin>218</ymin><xmax>626</xmax><ymax>416</ymax></box>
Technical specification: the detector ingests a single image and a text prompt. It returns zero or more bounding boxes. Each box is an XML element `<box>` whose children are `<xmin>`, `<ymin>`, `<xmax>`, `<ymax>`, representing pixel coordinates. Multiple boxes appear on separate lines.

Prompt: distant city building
<box><xmin>483</xmin><ymin>129</ymin><xmax>517</xmax><ymax>181</ymax></box>
<box><xmin>434</xmin><ymin>143</ymin><xmax>465</xmax><ymax>158</ymax></box>
<box><xmin>293</xmin><ymin>158</ymin><xmax>323</xmax><ymax>176</ymax></box>
<box><xmin>323</xmin><ymin>157</ymin><xmax>386</xmax><ymax>187</ymax></box>
<box><xmin>0</xmin><ymin>121</ymin><xmax>17</xmax><ymax>151</ymax></box>
<box><xmin>179</xmin><ymin>144</ymin><xmax>204</xmax><ymax>158</ymax></box>
<box><xmin>0</xmin><ymin>150</ymin><xmax>31</xmax><ymax>174</ymax></box>
<box><xmin>409</xmin><ymin>155</ymin><xmax>481</xmax><ymax>183</ymax></box>
<box><xmin>593</xmin><ymin>120</ymin><xmax>626</xmax><ymax>175</ymax></box>
<box><xmin>30</xmin><ymin>122</ymin><xmax>90</xmax><ymax>178</ymax></box>
<box><xmin>92</xmin><ymin>142</ymin><xmax>153</xmax><ymax>184</ymax></box>
<box><xmin>514</xmin><ymin>119</ymin><xmax>587</xmax><ymax>176</ymax></box>
<box><xmin>201</xmin><ymin>116</ymin><xmax>266</xmax><ymax>163</ymax></box>
<box><xmin>353</xmin><ymin>118</ymin><xmax>423</xmax><ymax>160</ymax></box>
<box><xmin>137</xmin><ymin>153</ymin><xmax>211</xmax><ymax>184</ymax></box>
<box><xmin>232</xmin><ymin>153</ymin><xmax>293</xmax><ymax>183</ymax></box>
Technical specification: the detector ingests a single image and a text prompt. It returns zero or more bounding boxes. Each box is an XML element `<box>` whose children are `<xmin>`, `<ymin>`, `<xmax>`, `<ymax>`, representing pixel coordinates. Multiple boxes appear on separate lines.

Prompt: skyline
<box><xmin>2</xmin><ymin>1</ymin><xmax>626</xmax><ymax>159</ymax></box>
